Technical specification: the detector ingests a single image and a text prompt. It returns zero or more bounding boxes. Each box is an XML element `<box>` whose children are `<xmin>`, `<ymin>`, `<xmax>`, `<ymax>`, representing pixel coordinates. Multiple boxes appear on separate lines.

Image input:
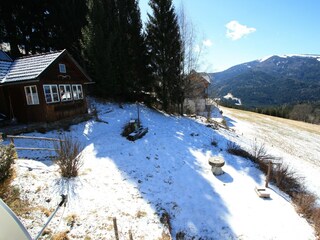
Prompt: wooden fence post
<box><xmin>129</xmin><ymin>230</ymin><xmax>133</xmax><ymax>240</ymax></box>
<box><xmin>113</xmin><ymin>217</ymin><xmax>119</xmax><ymax>240</ymax></box>
<box><xmin>265</xmin><ymin>161</ymin><xmax>272</xmax><ymax>188</ymax></box>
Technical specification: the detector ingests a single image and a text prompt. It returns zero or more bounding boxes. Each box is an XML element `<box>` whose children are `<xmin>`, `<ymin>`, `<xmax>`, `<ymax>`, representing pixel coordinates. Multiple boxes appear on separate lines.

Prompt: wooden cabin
<box><xmin>0</xmin><ymin>50</ymin><xmax>92</xmax><ymax>123</ymax></box>
<box><xmin>183</xmin><ymin>70</ymin><xmax>211</xmax><ymax>114</ymax></box>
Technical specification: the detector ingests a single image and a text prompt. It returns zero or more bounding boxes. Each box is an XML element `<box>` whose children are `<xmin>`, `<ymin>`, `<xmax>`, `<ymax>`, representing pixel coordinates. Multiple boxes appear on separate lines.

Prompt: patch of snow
<box><xmin>259</xmin><ymin>54</ymin><xmax>320</xmax><ymax>62</ymax></box>
<box><xmin>223</xmin><ymin>93</ymin><xmax>242</xmax><ymax>105</ymax></box>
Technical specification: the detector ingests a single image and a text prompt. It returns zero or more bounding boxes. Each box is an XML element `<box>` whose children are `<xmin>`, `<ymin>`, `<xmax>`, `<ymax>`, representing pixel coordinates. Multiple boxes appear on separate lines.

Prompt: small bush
<box><xmin>160</xmin><ymin>211</ymin><xmax>172</xmax><ymax>234</ymax></box>
<box><xmin>272</xmin><ymin>163</ymin><xmax>303</xmax><ymax>196</ymax></box>
<box><xmin>227</xmin><ymin>142</ymin><xmax>252</xmax><ymax>159</ymax></box>
<box><xmin>312</xmin><ymin>208</ymin><xmax>320</xmax><ymax>236</ymax></box>
<box><xmin>54</xmin><ymin>136</ymin><xmax>83</xmax><ymax>178</ymax></box>
<box><xmin>121</xmin><ymin>120</ymin><xmax>139</xmax><ymax>137</ymax></box>
<box><xmin>0</xmin><ymin>144</ymin><xmax>17</xmax><ymax>182</ymax></box>
<box><xmin>211</xmin><ymin>138</ymin><xmax>218</xmax><ymax>147</ymax></box>
<box><xmin>293</xmin><ymin>193</ymin><xmax>316</xmax><ymax>219</ymax></box>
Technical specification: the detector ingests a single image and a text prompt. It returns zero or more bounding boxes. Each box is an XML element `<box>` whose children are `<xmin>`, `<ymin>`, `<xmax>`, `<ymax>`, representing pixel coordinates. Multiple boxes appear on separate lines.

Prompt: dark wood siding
<box><xmin>38</xmin><ymin>54</ymin><xmax>88</xmax><ymax>122</ymax></box>
<box><xmin>2</xmin><ymin>83</ymin><xmax>45</xmax><ymax>122</ymax></box>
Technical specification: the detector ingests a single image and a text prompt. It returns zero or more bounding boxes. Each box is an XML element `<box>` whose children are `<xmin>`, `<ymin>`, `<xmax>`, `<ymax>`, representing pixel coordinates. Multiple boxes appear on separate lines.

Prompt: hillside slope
<box><xmin>221</xmin><ymin>106</ymin><xmax>320</xmax><ymax>198</ymax></box>
<box><xmin>5</xmin><ymin>101</ymin><xmax>316</xmax><ymax>239</ymax></box>
<box><xmin>210</xmin><ymin>55</ymin><xmax>320</xmax><ymax>107</ymax></box>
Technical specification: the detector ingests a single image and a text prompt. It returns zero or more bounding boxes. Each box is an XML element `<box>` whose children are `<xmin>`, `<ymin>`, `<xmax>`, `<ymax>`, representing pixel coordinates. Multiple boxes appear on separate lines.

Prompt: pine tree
<box><xmin>116</xmin><ymin>0</ymin><xmax>149</xmax><ymax>101</ymax></box>
<box><xmin>146</xmin><ymin>0</ymin><xmax>183</xmax><ymax>112</ymax></box>
<box><xmin>81</xmin><ymin>0</ymin><xmax>120</xmax><ymax>98</ymax></box>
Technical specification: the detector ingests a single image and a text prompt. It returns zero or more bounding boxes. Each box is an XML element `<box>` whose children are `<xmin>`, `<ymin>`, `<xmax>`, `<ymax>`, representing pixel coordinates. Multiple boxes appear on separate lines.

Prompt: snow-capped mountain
<box><xmin>209</xmin><ymin>54</ymin><xmax>320</xmax><ymax>107</ymax></box>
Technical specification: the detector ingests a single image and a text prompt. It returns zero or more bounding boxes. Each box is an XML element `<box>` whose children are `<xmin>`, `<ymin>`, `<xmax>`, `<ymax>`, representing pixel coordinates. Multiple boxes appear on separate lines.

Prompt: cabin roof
<box><xmin>0</xmin><ymin>50</ymin><xmax>65</xmax><ymax>84</ymax></box>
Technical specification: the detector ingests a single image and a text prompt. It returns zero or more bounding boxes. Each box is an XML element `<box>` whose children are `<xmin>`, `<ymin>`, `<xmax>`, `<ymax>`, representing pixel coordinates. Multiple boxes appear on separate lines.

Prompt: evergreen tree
<box><xmin>0</xmin><ymin>0</ymin><xmax>87</xmax><ymax>58</ymax></box>
<box><xmin>117</xmin><ymin>0</ymin><xmax>150</xmax><ymax>100</ymax></box>
<box><xmin>146</xmin><ymin>0</ymin><xmax>183</xmax><ymax>112</ymax></box>
<box><xmin>81</xmin><ymin>0</ymin><xmax>119</xmax><ymax>98</ymax></box>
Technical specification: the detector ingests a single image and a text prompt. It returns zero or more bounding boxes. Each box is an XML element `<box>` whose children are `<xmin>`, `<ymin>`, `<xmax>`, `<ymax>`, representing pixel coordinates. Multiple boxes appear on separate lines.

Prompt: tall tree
<box><xmin>0</xmin><ymin>0</ymin><xmax>87</xmax><ymax>58</ymax></box>
<box><xmin>81</xmin><ymin>0</ymin><xmax>120</xmax><ymax>97</ymax></box>
<box><xmin>117</xmin><ymin>0</ymin><xmax>150</xmax><ymax>100</ymax></box>
<box><xmin>146</xmin><ymin>0</ymin><xmax>183</xmax><ymax>112</ymax></box>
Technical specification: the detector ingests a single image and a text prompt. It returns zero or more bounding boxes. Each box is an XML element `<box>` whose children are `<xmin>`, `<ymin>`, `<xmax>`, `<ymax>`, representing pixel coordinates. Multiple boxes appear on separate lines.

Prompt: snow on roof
<box><xmin>200</xmin><ymin>73</ymin><xmax>211</xmax><ymax>83</ymax></box>
<box><xmin>0</xmin><ymin>61</ymin><xmax>13</xmax><ymax>81</ymax></box>
<box><xmin>0</xmin><ymin>50</ymin><xmax>65</xmax><ymax>84</ymax></box>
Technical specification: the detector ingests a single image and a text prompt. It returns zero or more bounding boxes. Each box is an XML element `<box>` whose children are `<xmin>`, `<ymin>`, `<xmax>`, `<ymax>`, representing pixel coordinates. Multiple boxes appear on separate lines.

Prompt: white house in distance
<box><xmin>183</xmin><ymin>70</ymin><xmax>212</xmax><ymax>115</ymax></box>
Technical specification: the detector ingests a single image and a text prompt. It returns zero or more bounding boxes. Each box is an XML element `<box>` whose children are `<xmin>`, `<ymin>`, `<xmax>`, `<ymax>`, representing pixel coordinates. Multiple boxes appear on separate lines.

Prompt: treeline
<box><xmin>0</xmin><ymin>0</ymin><xmax>188</xmax><ymax>113</ymax></box>
<box><xmin>220</xmin><ymin>100</ymin><xmax>320</xmax><ymax>125</ymax></box>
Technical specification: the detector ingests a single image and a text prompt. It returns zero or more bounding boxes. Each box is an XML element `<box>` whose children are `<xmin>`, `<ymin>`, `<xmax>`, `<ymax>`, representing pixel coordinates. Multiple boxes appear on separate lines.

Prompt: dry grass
<box><xmin>65</xmin><ymin>214</ymin><xmax>78</xmax><ymax>228</ymax></box>
<box><xmin>54</xmin><ymin>135</ymin><xmax>83</xmax><ymax>178</ymax></box>
<box><xmin>52</xmin><ymin>231</ymin><xmax>69</xmax><ymax>240</ymax></box>
<box><xmin>0</xmin><ymin>169</ymin><xmax>31</xmax><ymax>217</ymax></box>
<box><xmin>136</xmin><ymin>210</ymin><xmax>147</xmax><ymax>218</ymax></box>
<box><xmin>272</xmin><ymin>164</ymin><xmax>304</xmax><ymax>196</ymax></box>
<box><xmin>293</xmin><ymin>193</ymin><xmax>316</xmax><ymax>219</ymax></box>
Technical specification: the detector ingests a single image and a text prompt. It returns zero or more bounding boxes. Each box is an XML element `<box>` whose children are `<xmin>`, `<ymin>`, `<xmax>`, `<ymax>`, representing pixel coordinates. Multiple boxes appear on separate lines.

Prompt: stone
<box><xmin>208</xmin><ymin>157</ymin><xmax>225</xmax><ymax>175</ymax></box>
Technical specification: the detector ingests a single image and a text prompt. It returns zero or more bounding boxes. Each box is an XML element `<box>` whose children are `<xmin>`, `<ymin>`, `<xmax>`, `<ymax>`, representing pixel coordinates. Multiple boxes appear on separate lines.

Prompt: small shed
<box><xmin>0</xmin><ymin>50</ymin><xmax>92</xmax><ymax>123</ymax></box>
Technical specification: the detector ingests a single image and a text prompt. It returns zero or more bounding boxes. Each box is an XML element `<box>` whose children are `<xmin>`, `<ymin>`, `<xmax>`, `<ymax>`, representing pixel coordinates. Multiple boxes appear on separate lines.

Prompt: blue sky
<box><xmin>139</xmin><ymin>0</ymin><xmax>320</xmax><ymax>72</ymax></box>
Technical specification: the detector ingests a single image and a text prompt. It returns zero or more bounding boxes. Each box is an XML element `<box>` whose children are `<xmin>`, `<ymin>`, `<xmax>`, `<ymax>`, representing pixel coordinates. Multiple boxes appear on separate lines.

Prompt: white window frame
<box><xmin>72</xmin><ymin>84</ymin><xmax>83</xmax><ymax>100</ymax></box>
<box><xmin>59</xmin><ymin>63</ymin><xmax>66</xmax><ymax>73</ymax></box>
<box><xmin>43</xmin><ymin>84</ymin><xmax>60</xmax><ymax>103</ymax></box>
<box><xmin>24</xmin><ymin>85</ymin><xmax>39</xmax><ymax>105</ymax></box>
<box><xmin>59</xmin><ymin>84</ymin><xmax>73</xmax><ymax>102</ymax></box>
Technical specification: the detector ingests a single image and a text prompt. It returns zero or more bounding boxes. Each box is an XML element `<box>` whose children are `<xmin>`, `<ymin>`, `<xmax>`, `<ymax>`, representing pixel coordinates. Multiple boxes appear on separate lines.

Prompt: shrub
<box><xmin>293</xmin><ymin>193</ymin><xmax>316</xmax><ymax>219</ymax></box>
<box><xmin>160</xmin><ymin>211</ymin><xmax>172</xmax><ymax>234</ymax></box>
<box><xmin>227</xmin><ymin>142</ymin><xmax>252</xmax><ymax>159</ymax></box>
<box><xmin>54</xmin><ymin>136</ymin><xmax>83</xmax><ymax>178</ymax></box>
<box><xmin>211</xmin><ymin>138</ymin><xmax>218</xmax><ymax>147</ymax></box>
<box><xmin>312</xmin><ymin>208</ymin><xmax>320</xmax><ymax>237</ymax></box>
<box><xmin>272</xmin><ymin>163</ymin><xmax>304</xmax><ymax>196</ymax></box>
<box><xmin>121</xmin><ymin>120</ymin><xmax>139</xmax><ymax>137</ymax></box>
<box><xmin>0</xmin><ymin>144</ymin><xmax>17</xmax><ymax>182</ymax></box>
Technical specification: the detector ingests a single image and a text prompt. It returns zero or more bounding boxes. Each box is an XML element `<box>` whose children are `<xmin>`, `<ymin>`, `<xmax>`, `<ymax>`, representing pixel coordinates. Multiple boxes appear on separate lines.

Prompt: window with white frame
<box><xmin>24</xmin><ymin>85</ymin><xmax>39</xmax><ymax>105</ymax></box>
<box><xmin>72</xmin><ymin>84</ymin><xmax>83</xmax><ymax>100</ymax></box>
<box><xmin>59</xmin><ymin>84</ymin><xmax>72</xmax><ymax>101</ymax></box>
<box><xmin>59</xmin><ymin>63</ymin><xmax>66</xmax><ymax>73</ymax></box>
<box><xmin>43</xmin><ymin>85</ymin><xmax>60</xmax><ymax>103</ymax></box>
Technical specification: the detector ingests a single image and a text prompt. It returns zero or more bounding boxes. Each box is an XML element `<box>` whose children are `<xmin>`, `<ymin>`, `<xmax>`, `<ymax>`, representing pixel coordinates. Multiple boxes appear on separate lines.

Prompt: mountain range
<box><xmin>209</xmin><ymin>54</ymin><xmax>320</xmax><ymax>108</ymax></box>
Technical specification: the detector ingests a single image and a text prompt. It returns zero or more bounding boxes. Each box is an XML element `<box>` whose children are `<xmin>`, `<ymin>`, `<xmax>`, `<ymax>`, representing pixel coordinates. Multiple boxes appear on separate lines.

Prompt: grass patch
<box><xmin>52</xmin><ymin>231</ymin><xmax>69</xmax><ymax>240</ymax></box>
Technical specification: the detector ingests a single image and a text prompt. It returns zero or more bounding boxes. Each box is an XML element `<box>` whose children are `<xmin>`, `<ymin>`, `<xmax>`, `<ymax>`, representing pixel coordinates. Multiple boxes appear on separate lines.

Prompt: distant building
<box><xmin>0</xmin><ymin>50</ymin><xmax>92</xmax><ymax>123</ymax></box>
<box><xmin>183</xmin><ymin>70</ymin><xmax>211</xmax><ymax>114</ymax></box>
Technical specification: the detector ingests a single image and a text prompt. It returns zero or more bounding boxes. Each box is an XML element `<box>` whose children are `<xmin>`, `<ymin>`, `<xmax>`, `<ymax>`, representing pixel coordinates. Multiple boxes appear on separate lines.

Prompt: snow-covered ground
<box><xmin>4</xmin><ymin>101</ymin><xmax>317</xmax><ymax>239</ymax></box>
<box><xmin>221</xmin><ymin>106</ymin><xmax>320</xmax><ymax>201</ymax></box>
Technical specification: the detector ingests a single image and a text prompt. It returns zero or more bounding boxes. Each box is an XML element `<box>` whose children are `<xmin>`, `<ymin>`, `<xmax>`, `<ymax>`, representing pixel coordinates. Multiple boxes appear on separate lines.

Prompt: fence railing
<box><xmin>7</xmin><ymin>135</ymin><xmax>63</xmax><ymax>151</ymax></box>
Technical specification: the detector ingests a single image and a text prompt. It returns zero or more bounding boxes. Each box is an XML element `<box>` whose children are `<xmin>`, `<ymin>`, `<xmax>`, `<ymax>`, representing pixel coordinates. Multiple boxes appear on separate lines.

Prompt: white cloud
<box><xmin>226</xmin><ymin>20</ymin><xmax>256</xmax><ymax>40</ymax></box>
<box><xmin>203</xmin><ymin>39</ymin><xmax>213</xmax><ymax>47</ymax></box>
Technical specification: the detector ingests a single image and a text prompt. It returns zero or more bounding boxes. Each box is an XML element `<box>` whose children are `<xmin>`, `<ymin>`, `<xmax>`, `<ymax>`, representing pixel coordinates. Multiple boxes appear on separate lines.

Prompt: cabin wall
<box><xmin>1</xmin><ymin>83</ymin><xmax>45</xmax><ymax>122</ymax></box>
<box><xmin>39</xmin><ymin>54</ymin><xmax>88</xmax><ymax>122</ymax></box>
<box><xmin>0</xmin><ymin>87</ymin><xmax>9</xmax><ymax>116</ymax></box>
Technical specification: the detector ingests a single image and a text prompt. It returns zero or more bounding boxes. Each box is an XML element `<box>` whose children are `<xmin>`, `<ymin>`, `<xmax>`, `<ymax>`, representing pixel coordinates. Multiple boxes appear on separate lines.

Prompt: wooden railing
<box><xmin>7</xmin><ymin>135</ymin><xmax>63</xmax><ymax>151</ymax></box>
